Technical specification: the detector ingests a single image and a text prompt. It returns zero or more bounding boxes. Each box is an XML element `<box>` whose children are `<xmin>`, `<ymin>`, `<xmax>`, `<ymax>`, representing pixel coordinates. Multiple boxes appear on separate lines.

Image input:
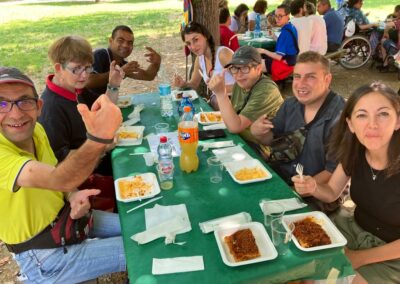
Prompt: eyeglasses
<box><xmin>64</xmin><ymin>65</ymin><xmax>93</xmax><ymax>76</ymax></box>
<box><xmin>275</xmin><ymin>14</ymin><xmax>288</xmax><ymax>19</ymax></box>
<box><xmin>229</xmin><ymin>65</ymin><xmax>256</xmax><ymax>74</ymax></box>
<box><xmin>0</xmin><ymin>98</ymin><xmax>38</xmax><ymax>113</ymax></box>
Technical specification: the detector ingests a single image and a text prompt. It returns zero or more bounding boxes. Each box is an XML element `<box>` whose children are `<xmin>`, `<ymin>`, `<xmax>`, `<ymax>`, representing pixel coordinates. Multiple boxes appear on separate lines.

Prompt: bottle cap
<box><xmin>183</xmin><ymin>106</ymin><xmax>191</xmax><ymax>112</ymax></box>
<box><xmin>182</xmin><ymin>93</ymin><xmax>189</xmax><ymax>98</ymax></box>
<box><xmin>160</xmin><ymin>136</ymin><xmax>168</xmax><ymax>143</ymax></box>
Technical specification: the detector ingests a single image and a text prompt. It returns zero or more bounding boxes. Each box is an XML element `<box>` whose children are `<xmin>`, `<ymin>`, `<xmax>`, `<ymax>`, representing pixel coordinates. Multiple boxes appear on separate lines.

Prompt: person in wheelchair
<box><xmin>378</xmin><ymin>16</ymin><xmax>400</xmax><ymax>72</ymax></box>
<box><xmin>344</xmin><ymin>0</ymin><xmax>381</xmax><ymax>60</ymax></box>
<box><xmin>346</xmin><ymin>0</ymin><xmax>378</xmax><ymax>32</ymax></box>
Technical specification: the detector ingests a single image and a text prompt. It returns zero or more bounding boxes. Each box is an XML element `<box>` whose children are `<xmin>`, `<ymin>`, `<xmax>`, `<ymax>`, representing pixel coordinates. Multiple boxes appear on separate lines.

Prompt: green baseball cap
<box><xmin>225</xmin><ymin>46</ymin><xmax>262</xmax><ymax>68</ymax></box>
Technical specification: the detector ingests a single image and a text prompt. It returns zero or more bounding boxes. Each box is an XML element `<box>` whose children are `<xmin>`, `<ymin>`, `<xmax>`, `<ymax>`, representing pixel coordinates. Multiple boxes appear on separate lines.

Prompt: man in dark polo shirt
<box><xmin>251</xmin><ymin>51</ymin><xmax>345</xmax><ymax>212</ymax></box>
<box><xmin>251</xmin><ymin>51</ymin><xmax>344</xmax><ymax>183</ymax></box>
<box><xmin>87</xmin><ymin>25</ymin><xmax>161</xmax><ymax>96</ymax></box>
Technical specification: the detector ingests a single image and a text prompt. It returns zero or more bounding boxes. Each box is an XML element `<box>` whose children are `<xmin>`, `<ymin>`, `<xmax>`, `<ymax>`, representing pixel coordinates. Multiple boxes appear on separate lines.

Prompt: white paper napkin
<box><xmin>145</xmin><ymin>204</ymin><xmax>191</xmax><ymax>234</ymax></box>
<box><xmin>131</xmin><ymin>204</ymin><xmax>191</xmax><ymax>245</ymax></box>
<box><xmin>147</xmin><ymin>132</ymin><xmax>181</xmax><ymax>157</ymax></box>
<box><xmin>201</xmin><ymin>140</ymin><xmax>235</xmax><ymax>151</ymax></box>
<box><xmin>203</xmin><ymin>123</ymin><xmax>226</xmax><ymax>130</ymax></box>
<box><xmin>128</xmin><ymin>104</ymin><xmax>144</xmax><ymax>119</ymax></box>
<box><xmin>199</xmin><ymin>212</ymin><xmax>252</xmax><ymax>234</ymax></box>
<box><xmin>212</xmin><ymin>145</ymin><xmax>252</xmax><ymax>163</ymax></box>
<box><xmin>122</xmin><ymin>117</ymin><xmax>140</xmax><ymax>126</ymax></box>
<box><xmin>131</xmin><ymin>215</ymin><xmax>189</xmax><ymax>245</ymax></box>
<box><xmin>259</xmin><ymin>198</ymin><xmax>307</xmax><ymax>215</ymax></box>
<box><xmin>152</xmin><ymin>256</ymin><xmax>204</xmax><ymax>275</ymax></box>
<box><xmin>122</xmin><ymin>104</ymin><xmax>145</xmax><ymax>126</ymax></box>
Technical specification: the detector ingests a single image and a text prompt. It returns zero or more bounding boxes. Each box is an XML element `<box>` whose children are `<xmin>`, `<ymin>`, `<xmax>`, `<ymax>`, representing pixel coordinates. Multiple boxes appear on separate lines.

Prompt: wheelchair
<box><xmin>326</xmin><ymin>4</ymin><xmax>372</xmax><ymax>69</ymax></box>
<box><xmin>325</xmin><ymin>32</ymin><xmax>372</xmax><ymax>70</ymax></box>
<box><xmin>337</xmin><ymin>34</ymin><xmax>372</xmax><ymax>69</ymax></box>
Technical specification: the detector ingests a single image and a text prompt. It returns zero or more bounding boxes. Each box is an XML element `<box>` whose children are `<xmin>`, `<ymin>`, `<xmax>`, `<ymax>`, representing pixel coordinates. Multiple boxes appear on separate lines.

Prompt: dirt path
<box><xmin>0</xmin><ymin>35</ymin><xmax>398</xmax><ymax>284</ymax></box>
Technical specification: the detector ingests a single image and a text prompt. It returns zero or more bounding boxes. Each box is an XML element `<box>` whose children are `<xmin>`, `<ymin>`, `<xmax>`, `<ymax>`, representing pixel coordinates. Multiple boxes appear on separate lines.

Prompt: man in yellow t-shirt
<box><xmin>0</xmin><ymin>67</ymin><xmax>126</xmax><ymax>283</ymax></box>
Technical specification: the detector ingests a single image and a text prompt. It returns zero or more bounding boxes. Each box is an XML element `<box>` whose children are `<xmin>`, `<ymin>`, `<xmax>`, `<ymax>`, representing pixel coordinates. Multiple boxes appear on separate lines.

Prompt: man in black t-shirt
<box><xmin>87</xmin><ymin>25</ymin><xmax>161</xmax><ymax>96</ymax></box>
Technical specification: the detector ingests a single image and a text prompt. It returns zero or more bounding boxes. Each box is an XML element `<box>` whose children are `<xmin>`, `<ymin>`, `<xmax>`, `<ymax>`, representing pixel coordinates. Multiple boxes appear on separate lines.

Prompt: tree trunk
<box><xmin>192</xmin><ymin>0</ymin><xmax>220</xmax><ymax>44</ymax></box>
<box><xmin>191</xmin><ymin>0</ymin><xmax>220</xmax><ymax>100</ymax></box>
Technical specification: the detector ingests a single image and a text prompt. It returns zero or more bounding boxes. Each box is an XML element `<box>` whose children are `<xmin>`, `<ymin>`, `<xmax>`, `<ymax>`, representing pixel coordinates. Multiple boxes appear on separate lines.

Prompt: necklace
<box><xmin>369</xmin><ymin>166</ymin><xmax>379</xmax><ymax>181</ymax></box>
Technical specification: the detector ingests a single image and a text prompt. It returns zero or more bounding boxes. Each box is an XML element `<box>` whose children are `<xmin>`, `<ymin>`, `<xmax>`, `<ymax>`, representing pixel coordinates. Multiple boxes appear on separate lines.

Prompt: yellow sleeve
<box><xmin>0</xmin><ymin>145</ymin><xmax>31</xmax><ymax>192</ymax></box>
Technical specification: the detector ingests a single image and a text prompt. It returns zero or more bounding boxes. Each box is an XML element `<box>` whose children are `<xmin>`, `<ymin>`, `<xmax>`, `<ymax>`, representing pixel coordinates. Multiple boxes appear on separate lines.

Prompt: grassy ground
<box><xmin>0</xmin><ymin>0</ymin><xmax>398</xmax><ymax>75</ymax></box>
<box><xmin>0</xmin><ymin>1</ymin><xmax>182</xmax><ymax>76</ymax></box>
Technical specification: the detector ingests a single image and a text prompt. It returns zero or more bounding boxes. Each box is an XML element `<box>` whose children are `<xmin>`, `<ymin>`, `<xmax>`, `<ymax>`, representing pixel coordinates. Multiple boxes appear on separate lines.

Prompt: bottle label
<box><xmin>178</xmin><ymin>127</ymin><xmax>198</xmax><ymax>144</ymax></box>
<box><xmin>160</xmin><ymin>164</ymin><xmax>173</xmax><ymax>174</ymax></box>
<box><xmin>159</xmin><ymin>84</ymin><xmax>171</xmax><ymax>96</ymax></box>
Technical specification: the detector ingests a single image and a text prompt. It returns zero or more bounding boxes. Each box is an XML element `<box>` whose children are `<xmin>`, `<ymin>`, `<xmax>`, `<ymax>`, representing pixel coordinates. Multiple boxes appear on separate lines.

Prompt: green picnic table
<box><xmin>111</xmin><ymin>93</ymin><xmax>354</xmax><ymax>283</ymax></box>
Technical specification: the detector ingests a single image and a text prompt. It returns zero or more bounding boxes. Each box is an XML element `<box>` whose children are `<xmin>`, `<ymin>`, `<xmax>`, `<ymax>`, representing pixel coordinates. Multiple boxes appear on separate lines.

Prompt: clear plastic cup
<box><xmin>207</xmin><ymin>156</ymin><xmax>223</xmax><ymax>183</ymax></box>
<box><xmin>154</xmin><ymin>123</ymin><xmax>169</xmax><ymax>135</ymax></box>
<box><xmin>143</xmin><ymin>152</ymin><xmax>155</xmax><ymax>167</ymax></box>
<box><xmin>271</xmin><ymin>219</ymin><xmax>294</xmax><ymax>255</ymax></box>
<box><xmin>263</xmin><ymin>202</ymin><xmax>285</xmax><ymax>229</ymax></box>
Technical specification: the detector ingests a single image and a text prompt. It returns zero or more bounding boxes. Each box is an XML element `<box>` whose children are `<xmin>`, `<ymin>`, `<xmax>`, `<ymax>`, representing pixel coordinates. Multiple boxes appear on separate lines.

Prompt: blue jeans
<box><xmin>14</xmin><ymin>210</ymin><xmax>126</xmax><ymax>283</ymax></box>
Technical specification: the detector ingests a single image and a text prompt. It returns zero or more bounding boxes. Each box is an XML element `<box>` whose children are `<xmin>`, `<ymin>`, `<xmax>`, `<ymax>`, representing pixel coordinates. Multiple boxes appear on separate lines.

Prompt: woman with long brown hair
<box><xmin>292</xmin><ymin>82</ymin><xmax>400</xmax><ymax>283</ymax></box>
<box><xmin>174</xmin><ymin>22</ymin><xmax>234</xmax><ymax>109</ymax></box>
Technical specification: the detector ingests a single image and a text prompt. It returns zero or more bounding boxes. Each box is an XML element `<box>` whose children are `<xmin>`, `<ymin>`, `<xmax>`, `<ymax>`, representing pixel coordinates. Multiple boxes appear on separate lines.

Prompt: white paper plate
<box><xmin>214</xmin><ymin>222</ymin><xmax>278</xmax><ymax>267</ymax></box>
<box><xmin>224</xmin><ymin>159</ymin><xmax>272</xmax><ymax>184</ymax></box>
<box><xmin>212</xmin><ymin>146</ymin><xmax>252</xmax><ymax>164</ymax></box>
<box><xmin>117</xmin><ymin>95</ymin><xmax>133</xmax><ymax>108</ymax></box>
<box><xmin>171</xmin><ymin>90</ymin><xmax>199</xmax><ymax>101</ymax></box>
<box><xmin>282</xmin><ymin>211</ymin><xmax>347</xmax><ymax>252</ymax></box>
<box><xmin>196</xmin><ymin>111</ymin><xmax>223</xmax><ymax>125</ymax></box>
<box><xmin>117</xmin><ymin>126</ymin><xmax>145</xmax><ymax>146</ymax></box>
<box><xmin>114</xmin><ymin>173</ymin><xmax>160</xmax><ymax>203</ymax></box>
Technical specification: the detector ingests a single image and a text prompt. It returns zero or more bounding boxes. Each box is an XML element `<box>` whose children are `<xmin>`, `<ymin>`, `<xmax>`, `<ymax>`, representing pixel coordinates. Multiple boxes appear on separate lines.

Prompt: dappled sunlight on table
<box><xmin>217</xmin><ymin>187</ymin><xmax>230</xmax><ymax>197</ymax></box>
<box><xmin>174</xmin><ymin>190</ymin><xmax>191</xmax><ymax>199</ymax></box>
<box><xmin>135</xmin><ymin>274</ymin><xmax>158</xmax><ymax>284</ymax></box>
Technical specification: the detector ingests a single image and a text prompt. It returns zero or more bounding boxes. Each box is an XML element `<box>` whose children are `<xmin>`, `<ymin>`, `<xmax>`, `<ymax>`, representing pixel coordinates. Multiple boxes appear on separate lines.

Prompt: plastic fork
<box><xmin>200</xmin><ymin>107</ymin><xmax>210</xmax><ymax>122</ymax></box>
<box><xmin>295</xmin><ymin>163</ymin><xmax>304</xmax><ymax>180</ymax></box>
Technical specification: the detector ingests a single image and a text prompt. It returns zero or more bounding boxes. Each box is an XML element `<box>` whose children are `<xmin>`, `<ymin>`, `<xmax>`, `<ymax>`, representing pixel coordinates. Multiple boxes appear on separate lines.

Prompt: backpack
<box><xmin>344</xmin><ymin>17</ymin><xmax>356</xmax><ymax>37</ymax></box>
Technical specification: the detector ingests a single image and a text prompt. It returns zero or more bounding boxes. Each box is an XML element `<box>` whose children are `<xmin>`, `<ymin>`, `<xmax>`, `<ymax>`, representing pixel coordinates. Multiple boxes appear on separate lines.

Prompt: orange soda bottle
<box><xmin>178</xmin><ymin>106</ymin><xmax>199</xmax><ymax>173</ymax></box>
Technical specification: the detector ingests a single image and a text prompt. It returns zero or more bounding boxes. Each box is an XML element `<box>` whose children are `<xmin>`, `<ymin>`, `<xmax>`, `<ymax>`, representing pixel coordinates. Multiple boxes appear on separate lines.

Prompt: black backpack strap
<box><xmin>304</xmin><ymin>91</ymin><xmax>336</xmax><ymax>130</ymax></box>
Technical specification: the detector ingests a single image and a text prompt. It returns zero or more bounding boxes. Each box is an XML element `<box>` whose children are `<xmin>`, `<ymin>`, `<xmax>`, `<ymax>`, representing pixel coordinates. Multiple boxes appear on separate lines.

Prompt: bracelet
<box><xmin>107</xmin><ymin>84</ymin><xmax>120</xmax><ymax>92</ymax></box>
<box><xmin>86</xmin><ymin>132</ymin><xmax>114</xmax><ymax>144</ymax></box>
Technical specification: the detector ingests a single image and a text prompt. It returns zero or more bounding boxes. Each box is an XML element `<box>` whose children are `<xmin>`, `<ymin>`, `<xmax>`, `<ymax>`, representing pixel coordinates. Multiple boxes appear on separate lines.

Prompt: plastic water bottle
<box><xmin>157</xmin><ymin>136</ymin><xmax>174</xmax><ymax>190</ymax></box>
<box><xmin>159</xmin><ymin>84</ymin><xmax>173</xmax><ymax>117</ymax></box>
<box><xmin>254</xmin><ymin>14</ymin><xmax>261</xmax><ymax>38</ymax></box>
<box><xmin>178</xmin><ymin>106</ymin><xmax>199</xmax><ymax>173</ymax></box>
<box><xmin>178</xmin><ymin>93</ymin><xmax>195</xmax><ymax>117</ymax></box>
